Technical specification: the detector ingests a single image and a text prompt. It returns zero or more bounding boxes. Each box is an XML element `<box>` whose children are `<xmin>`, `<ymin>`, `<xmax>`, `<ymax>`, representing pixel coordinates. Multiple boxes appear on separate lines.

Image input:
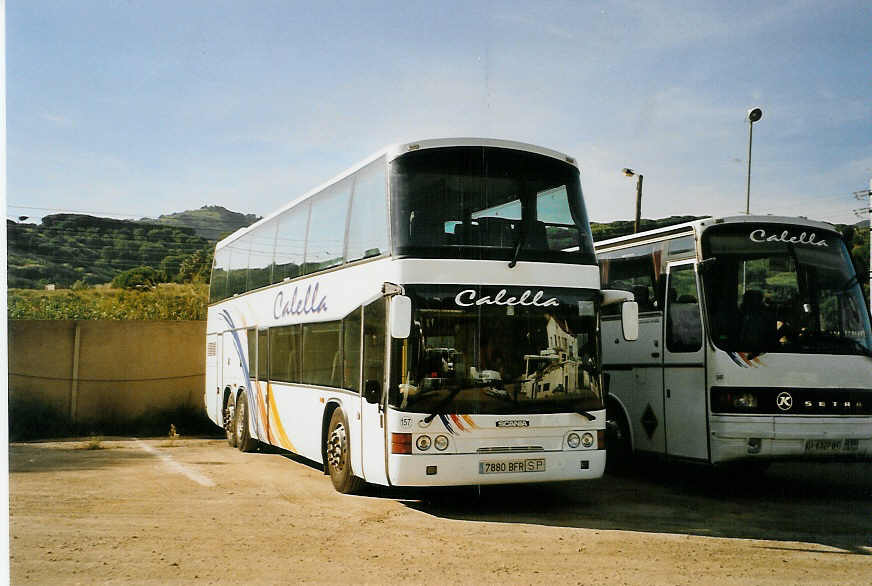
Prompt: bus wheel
<box><xmin>325</xmin><ymin>409</ymin><xmax>362</xmax><ymax>494</ymax></box>
<box><xmin>605</xmin><ymin>405</ymin><xmax>632</xmax><ymax>474</ymax></box>
<box><xmin>224</xmin><ymin>396</ymin><xmax>237</xmax><ymax>448</ymax></box>
<box><xmin>235</xmin><ymin>391</ymin><xmax>259</xmax><ymax>453</ymax></box>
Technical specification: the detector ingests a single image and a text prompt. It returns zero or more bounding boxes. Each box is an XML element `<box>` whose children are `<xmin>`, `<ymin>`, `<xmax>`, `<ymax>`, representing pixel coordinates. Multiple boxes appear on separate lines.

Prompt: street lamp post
<box><xmin>622</xmin><ymin>168</ymin><xmax>643</xmax><ymax>233</ymax></box>
<box><xmin>745</xmin><ymin>107</ymin><xmax>763</xmax><ymax>215</ymax></box>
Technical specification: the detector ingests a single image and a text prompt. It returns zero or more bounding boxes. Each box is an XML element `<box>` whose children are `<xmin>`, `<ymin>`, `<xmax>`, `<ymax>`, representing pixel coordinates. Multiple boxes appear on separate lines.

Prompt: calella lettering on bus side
<box><xmin>748</xmin><ymin>228</ymin><xmax>829</xmax><ymax>247</ymax></box>
<box><xmin>454</xmin><ymin>288</ymin><xmax>560</xmax><ymax>308</ymax></box>
<box><xmin>273</xmin><ymin>282</ymin><xmax>328</xmax><ymax>320</ymax></box>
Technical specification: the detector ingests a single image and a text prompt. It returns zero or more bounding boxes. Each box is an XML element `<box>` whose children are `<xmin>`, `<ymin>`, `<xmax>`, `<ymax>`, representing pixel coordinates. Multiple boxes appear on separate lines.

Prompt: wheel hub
<box><xmin>327</xmin><ymin>423</ymin><xmax>347</xmax><ymax>471</ymax></box>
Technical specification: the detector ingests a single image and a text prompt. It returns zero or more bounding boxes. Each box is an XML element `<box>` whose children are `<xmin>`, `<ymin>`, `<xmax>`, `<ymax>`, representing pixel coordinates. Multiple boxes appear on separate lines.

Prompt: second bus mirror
<box><xmin>621</xmin><ymin>301</ymin><xmax>639</xmax><ymax>341</ymax></box>
<box><xmin>390</xmin><ymin>295</ymin><xmax>412</xmax><ymax>339</ymax></box>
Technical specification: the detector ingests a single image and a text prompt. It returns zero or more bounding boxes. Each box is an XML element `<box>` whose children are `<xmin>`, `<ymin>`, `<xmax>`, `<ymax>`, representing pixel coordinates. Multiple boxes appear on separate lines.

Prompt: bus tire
<box><xmin>605</xmin><ymin>403</ymin><xmax>632</xmax><ymax>474</ymax></box>
<box><xmin>235</xmin><ymin>391</ymin><xmax>259</xmax><ymax>453</ymax></box>
<box><xmin>325</xmin><ymin>408</ymin><xmax>362</xmax><ymax>494</ymax></box>
<box><xmin>224</xmin><ymin>392</ymin><xmax>237</xmax><ymax>448</ymax></box>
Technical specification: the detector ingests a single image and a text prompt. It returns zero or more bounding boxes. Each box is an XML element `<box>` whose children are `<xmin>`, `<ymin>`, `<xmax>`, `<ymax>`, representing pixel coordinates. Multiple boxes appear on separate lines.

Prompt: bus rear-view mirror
<box><xmin>363</xmin><ymin>380</ymin><xmax>381</xmax><ymax>404</ymax></box>
<box><xmin>390</xmin><ymin>295</ymin><xmax>412</xmax><ymax>339</ymax></box>
<box><xmin>622</xmin><ymin>301</ymin><xmax>639</xmax><ymax>341</ymax></box>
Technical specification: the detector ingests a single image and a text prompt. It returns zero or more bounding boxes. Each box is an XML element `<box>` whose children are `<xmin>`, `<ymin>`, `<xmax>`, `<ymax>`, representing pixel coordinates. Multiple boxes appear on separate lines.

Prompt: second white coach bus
<box><xmin>597</xmin><ymin>215</ymin><xmax>872</xmax><ymax>466</ymax></box>
<box><xmin>205</xmin><ymin>138</ymin><xmax>637</xmax><ymax>492</ymax></box>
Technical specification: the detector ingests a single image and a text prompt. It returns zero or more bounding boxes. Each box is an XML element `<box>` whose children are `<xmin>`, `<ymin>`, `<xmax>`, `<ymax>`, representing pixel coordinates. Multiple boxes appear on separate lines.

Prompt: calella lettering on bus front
<box><xmin>748</xmin><ymin>229</ymin><xmax>829</xmax><ymax>247</ymax></box>
<box><xmin>454</xmin><ymin>288</ymin><xmax>560</xmax><ymax>308</ymax></box>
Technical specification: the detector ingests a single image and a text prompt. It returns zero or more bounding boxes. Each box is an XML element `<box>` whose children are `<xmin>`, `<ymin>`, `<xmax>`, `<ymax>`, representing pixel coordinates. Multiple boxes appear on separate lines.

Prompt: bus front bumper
<box><xmin>387</xmin><ymin>449</ymin><xmax>605</xmax><ymax>486</ymax></box>
<box><xmin>710</xmin><ymin>416</ymin><xmax>872</xmax><ymax>463</ymax></box>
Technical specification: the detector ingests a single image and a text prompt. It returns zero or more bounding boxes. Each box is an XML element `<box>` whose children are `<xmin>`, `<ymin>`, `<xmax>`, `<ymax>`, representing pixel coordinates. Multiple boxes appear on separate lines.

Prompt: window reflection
<box><xmin>389</xmin><ymin>286</ymin><xmax>603</xmax><ymax>414</ymax></box>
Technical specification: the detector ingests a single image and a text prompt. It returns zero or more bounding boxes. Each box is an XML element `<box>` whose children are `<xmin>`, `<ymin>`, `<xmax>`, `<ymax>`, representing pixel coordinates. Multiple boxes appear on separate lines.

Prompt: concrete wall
<box><xmin>8</xmin><ymin>320</ymin><xmax>206</xmax><ymax>427</ymax></box>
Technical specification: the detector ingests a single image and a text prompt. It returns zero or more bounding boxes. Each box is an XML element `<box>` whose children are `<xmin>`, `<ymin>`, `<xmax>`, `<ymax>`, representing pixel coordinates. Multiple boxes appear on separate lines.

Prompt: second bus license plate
<box><xmin>479</xmin><ymin>458</ymin><xmax>546</xmax><ymax>474</ymax></box>
<box><xmin>804</xmin><ymin>438</ymin><xmax>859</xmax><ymax>453</ymax></box>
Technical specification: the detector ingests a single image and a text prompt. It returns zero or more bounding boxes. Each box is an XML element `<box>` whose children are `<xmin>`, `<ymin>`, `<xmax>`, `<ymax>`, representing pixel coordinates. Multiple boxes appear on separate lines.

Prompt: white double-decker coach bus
<box><xmin>597</xmin><ymin>215</ymin><xmax>872</xmax><ymax>466</ymax></box>
<box><xmin>205</xmin><ymin>138</ymin><xmax>635</xmax><ymax>493</ymax></box>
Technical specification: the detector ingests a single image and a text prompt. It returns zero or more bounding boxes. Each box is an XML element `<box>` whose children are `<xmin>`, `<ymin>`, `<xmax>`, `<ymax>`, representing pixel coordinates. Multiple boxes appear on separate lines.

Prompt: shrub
<box><xmin>111</xmin><ymin>266</ymin><xmax>166</xmax><ymax>290</ymax></box>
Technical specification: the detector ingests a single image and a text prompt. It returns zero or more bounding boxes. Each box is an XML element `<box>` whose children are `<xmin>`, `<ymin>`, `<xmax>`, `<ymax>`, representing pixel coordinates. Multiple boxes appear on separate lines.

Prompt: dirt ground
<box><xmin>9</xmin><ymin>437</ymin><xmax>872</xmax><ymax>585</ymax></box>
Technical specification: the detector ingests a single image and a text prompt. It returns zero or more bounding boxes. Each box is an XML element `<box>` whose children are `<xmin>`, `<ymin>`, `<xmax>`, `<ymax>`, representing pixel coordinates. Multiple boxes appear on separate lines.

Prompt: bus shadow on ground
<box><xmin>399</xmin><ymin>460</ymin><xmax>872</xmax><ymax>555</ymax></box>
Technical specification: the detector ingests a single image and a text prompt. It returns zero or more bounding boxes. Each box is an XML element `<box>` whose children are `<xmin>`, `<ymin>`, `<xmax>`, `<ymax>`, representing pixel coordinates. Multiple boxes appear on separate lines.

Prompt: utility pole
<box><xmin>622</xmin><ymin>168</ymin><xmax>643</xmax><ymax>233</ymax></box>
<box><xmin>745</xmin><ymin>107</ymin><xmax>763</xmax><ymax>214</ymax></box>
<box><xmin>855</xmin><ymin>181</ymin><xmax>872</xmax><ymax>317</ymax></box>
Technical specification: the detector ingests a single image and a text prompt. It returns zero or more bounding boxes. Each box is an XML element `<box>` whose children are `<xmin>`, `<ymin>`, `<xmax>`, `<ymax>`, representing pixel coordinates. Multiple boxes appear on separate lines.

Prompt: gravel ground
<box><xmin>9</xmin><ymin>438</ymin><xmax>872</xmax><ymax>584</ymax></box>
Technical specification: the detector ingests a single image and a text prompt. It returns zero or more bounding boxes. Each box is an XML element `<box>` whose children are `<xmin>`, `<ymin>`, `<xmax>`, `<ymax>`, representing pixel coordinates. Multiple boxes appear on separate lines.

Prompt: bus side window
<box><xmin>599</xmin><ymin>248</ymin><xmax>659</xmax><ymax>315</ymax></box>
<box><xmin>346</xmin><ymin>158</ymin><xmax>388</xmax><ymax>262</ymax></box>
<box><xmin>257</xmin><ymin>330</ymin><xmax>268</xmax><ymax>382</ymax></box>
<box><xmin>363</xmin><ymin>298</ymin><xmax>386</xmax><ymax>399</ymax></box>
<box><xmin>343</xmin><ymin>308</ymin><xmax>362</xmax><ymax>393</ymax></box>
<box><xmin>246</xmin><ymin>329</ymin><xmax>257</xmax><ymax>380</ymax></box>
<box><xmin>666</xmin><ymin>265</ymin><xmax>702</xmax><ymax>352</ymax></box>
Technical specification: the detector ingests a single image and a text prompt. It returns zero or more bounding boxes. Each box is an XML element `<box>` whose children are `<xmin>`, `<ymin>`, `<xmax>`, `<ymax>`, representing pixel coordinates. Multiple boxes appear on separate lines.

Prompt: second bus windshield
<box><xmin>701</xmin><ymin>224</ymin><xmax>872</xmax><ymax>357</ymax></box>
<box><xmin>388</xmin><ymin>285</ymin><xmax>603</xmax><ymax>415</ymax></box>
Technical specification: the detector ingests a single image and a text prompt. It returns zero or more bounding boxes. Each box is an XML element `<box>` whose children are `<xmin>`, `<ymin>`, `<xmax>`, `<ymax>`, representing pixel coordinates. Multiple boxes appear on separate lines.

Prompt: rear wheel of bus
<box><xmin>223</xmin><ymin>390</ymin><xmax>237</xmax><ymax>448</ymax></box>
<box><xmin>325</xmin><ymin>408</ymin><xmax>362</xmax><ymax>494</ymax></box>
<box><xmin>234</xmin><ymin>391</ymin><xmax>259</xmax><ymax>453</ymax></box>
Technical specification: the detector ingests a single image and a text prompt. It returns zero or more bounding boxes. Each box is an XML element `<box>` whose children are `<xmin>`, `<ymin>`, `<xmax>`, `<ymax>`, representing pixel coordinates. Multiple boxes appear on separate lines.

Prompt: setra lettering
<box><xmin>748</xmin><ymin>229</ymin><xmax>828</xmax><ymax>247</ymax></box>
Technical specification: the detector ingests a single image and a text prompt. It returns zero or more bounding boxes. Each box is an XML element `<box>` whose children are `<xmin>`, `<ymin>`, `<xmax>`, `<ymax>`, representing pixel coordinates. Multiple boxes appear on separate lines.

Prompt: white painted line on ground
<box><xmin>134</xmin><ymin>439</ymin><xmax>216</xmax><ymax>487</ymax></box>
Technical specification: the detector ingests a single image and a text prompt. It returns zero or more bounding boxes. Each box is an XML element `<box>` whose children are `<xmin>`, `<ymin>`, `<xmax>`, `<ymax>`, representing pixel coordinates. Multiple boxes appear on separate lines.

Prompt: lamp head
<box><xmin>747</xmin><ymin>107</ymin><xmax>763</xmax><ymax>123</ymax></box>
<box><xmin>622</xmin><ymin>168</ymin><xmax>635</xmax><ymax>177</ymax></box>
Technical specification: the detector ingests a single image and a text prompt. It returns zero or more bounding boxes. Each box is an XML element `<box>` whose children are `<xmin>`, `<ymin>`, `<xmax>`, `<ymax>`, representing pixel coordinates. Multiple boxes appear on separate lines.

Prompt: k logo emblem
<box><xmin>776</xmin><ymin>392</ymin><xmax>794</xmax><ymax>411</ymax></box>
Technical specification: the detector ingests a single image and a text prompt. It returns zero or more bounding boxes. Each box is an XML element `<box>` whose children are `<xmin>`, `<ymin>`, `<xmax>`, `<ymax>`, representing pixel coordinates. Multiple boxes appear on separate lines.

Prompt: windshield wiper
<box><xmin>838</xmin><ymin>274</ymin><xmax>860</xmax><ymax>292</ymax></box>
<box><xmin>423</xmin><ymin>386</ymin><xmax>466</xmax><ymax>423</ymax></box>
<box><xmin>508</xmin><ymin>225</ymin><xmax>526</xmax><ymax>269</ymax></box>
<box><xmin>576</xmin><ymin>410</ymin><xmax>596</xmax><ymax>421</ymax></box>
<box><xmin>799</xmin><ymin>331</ymin><xmax>872</xmax><ymax>357</ymax></box>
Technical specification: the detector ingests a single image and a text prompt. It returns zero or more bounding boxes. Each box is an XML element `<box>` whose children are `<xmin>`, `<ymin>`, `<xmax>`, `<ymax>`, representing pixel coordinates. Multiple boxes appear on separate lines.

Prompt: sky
<box><xmin>5</xmin><ymin>0</ymin><xmax>872</xmax><ymax>227</ymax></box>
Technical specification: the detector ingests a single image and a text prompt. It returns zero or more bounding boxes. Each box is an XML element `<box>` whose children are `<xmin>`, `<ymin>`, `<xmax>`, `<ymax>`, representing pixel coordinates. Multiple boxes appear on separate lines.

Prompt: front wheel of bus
<box><xmin>235</xmin><ymin>391</ymin><xmax>259</xmax><ymax>453</ymax></box>
<box><xmin>326</xmin><ymin>409</ymin><xmax>362</xmax><ymax>494</ymax></box>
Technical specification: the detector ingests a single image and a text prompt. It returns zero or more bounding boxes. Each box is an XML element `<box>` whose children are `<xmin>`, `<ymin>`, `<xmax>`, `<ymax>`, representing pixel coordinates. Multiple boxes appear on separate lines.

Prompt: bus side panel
<box><xmin>205</xmin><ymin>333</ymin><xmax>220</xmax><ymax>426</ymax></box>
<box><xmin>603</xmin><ymin>315</ymin><xmax>666</xmax><ymax>455</ymax></box>
<box><xmin>267</xmin><ymin>385</ymin><xmax>357</xmax><ymax>464</ymax></box>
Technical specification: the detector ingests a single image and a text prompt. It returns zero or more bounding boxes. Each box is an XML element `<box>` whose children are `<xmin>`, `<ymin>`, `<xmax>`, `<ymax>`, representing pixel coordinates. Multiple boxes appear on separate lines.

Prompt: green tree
<box><xmin>111</xmin><ymin>266</ymin><xmax>166</xmax><ymax>290</ymax></box>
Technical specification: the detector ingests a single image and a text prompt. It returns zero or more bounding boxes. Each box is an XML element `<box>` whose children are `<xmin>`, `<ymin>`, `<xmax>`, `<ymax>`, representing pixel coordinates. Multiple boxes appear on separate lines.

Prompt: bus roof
<box><xmin>216</xmin><ymin>138</ymin><xmax>579</xmax><ymax>250</ymax></box>
<box><xmin>595</xmin><ymin>214</ymin><xmax>839</xmax><ymax>250</ymax></box>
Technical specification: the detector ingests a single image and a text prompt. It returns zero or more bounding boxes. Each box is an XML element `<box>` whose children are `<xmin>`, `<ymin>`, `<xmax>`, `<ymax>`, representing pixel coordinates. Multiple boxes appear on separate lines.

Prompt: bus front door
<box><xmin>360</xmin><ymin>298</ymin><xmax>389</xmax><ymax>485</ymax></box>
<box><xmin>663</xmin><ymin>261</ymin><xmax>709</xmax><ymax>461</ymax></box>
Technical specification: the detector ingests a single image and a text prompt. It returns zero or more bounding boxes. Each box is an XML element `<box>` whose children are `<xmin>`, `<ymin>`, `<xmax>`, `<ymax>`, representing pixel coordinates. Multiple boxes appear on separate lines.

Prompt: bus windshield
<box><xmin>388</xmin><ymin>285</ymin><xmax>603</xmax><ymax>415</ymax></box>
<box><xmin>701</xmin><ymin>224</ymin><xmax>872</xmax><ymax>357</ymax></box>
<box><xmin>390</xmin><ymin>146</ymin><xmax>596</xmax><ymax>265</ymax></box>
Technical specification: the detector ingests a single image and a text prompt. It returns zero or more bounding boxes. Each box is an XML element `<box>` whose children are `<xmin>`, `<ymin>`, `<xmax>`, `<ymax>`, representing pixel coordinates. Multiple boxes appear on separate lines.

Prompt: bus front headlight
<box><xmin>415</xmin><ymin>435</ymin><xmax>432</xmax><ymax>451</ymax></box>
<box><xmin>434</xmin><ymin>435</ymin><xmax>449</xmax><ymax>451</ymax></box>
<box><xmin>581</xmin><ymin>432</ymin><xmax>595</xmax><ymax>448</ymax></box>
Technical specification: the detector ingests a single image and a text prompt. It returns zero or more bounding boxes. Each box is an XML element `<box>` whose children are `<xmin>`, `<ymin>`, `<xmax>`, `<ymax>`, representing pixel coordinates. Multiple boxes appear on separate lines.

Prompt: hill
<box><xmin>590</xmin><ymin>215</ymin><xmax>703</xmax><ymax>241</ymax></box>
<box><xmin>7</xmin><ymin>214</ymin><xmax>213</xmax><ymax>289</ymax></box>
<box><xmin>139</xmin><ymin>205</ymin><xmax>260</xmax><ymax>240</ymax></box>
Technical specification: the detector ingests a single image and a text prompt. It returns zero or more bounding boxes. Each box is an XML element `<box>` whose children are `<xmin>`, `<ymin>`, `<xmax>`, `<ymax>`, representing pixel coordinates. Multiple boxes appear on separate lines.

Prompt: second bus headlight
<box><xmin>581</xmin><ymin>432</ymin><xmax>595</xmax><ymax>448</ymax></box>
<box><xmin>434</xmin><ymin>435</ymin><xmax>449</xmax><ymax>451</ymax></box>
<box><xmin>415</xmin><ymin>435</ymin><xmax>432</xmax><ymax>451</ymax></box>
<box><xmin>734</xmin><ymin>392</ymin><xmax>758</xmax><ymax>409</ymax></box>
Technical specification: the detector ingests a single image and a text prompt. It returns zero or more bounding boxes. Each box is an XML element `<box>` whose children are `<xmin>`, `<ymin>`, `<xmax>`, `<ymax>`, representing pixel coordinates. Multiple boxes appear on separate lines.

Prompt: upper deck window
<box><xmin>389</xmin><ymin>146</ymin><xmax>596</xmax><ymax>265</ymax></box>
